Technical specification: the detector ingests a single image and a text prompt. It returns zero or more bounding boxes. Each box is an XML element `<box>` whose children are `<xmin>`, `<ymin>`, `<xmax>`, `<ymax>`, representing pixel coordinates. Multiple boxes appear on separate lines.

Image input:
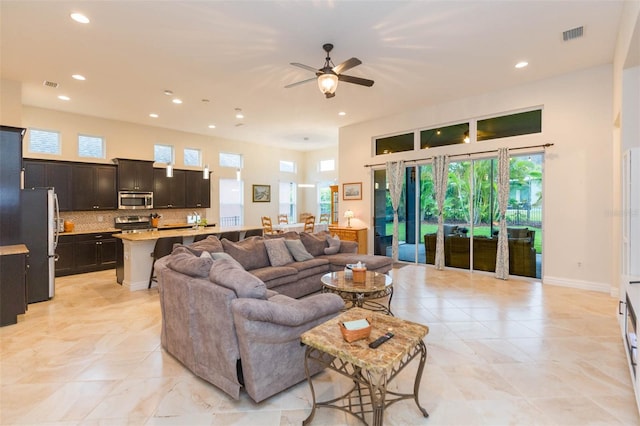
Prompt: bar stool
<box><xmin>217</xmin><ymin>231</ymin><xmax>240</xmax><ymax>242</ymax></box>
<box><xmin>148</xmin><ymin>236</ymin><xmax>183</xmax><ymax>289</ymax></box>
<box><xmin>244</xmin><ymin>228</ymin><xmax>263</xmax><ymax>238</ymax></box>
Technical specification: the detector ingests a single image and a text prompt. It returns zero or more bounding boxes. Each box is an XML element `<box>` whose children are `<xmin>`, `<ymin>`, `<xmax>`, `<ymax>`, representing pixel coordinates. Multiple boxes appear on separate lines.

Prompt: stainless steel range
<box><xmin>114</xmin><ymin>215</ymin><xmax>152</xmax><ymax>233</ymax></box>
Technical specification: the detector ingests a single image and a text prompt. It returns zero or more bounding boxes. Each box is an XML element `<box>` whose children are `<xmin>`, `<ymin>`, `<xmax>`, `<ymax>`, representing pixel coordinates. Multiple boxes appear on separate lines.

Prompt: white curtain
<box><xmin>495</xmin><ymin>147</ymin><xmax>510</xmax><ymax>279</ymax></box>
<box><xmin>386</xmin><ymin>161</ymin><xmax>405</xmax><ymax>262</ymax></box>
<box><xmin>433</xmin><ymin>155</ymin><xmax>450</xmax><ymax>270</ymax></box>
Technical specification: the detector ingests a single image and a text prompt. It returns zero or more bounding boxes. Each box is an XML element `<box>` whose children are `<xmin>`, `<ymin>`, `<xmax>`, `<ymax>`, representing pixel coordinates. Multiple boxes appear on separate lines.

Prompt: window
<box><xmin>375</xmin><ymin>132</ymin><xmax>414</xmax><ymax>155</ymax></box>
<box><xmin>279</xmin><ymin>181</ymin><xmax>296</xmax><ymax>220</ymax></box>
<box><xmin>319</xmin><ymin>159</ymin><xmax>335</xmax><ymax>172</ymax></box>
<box><xmin>420</xmin><ymin>123</ymin><xmax>470</xmax><ymax>149</ymax></box>
<box><xmin>184</xmin><ymin>148</ymin><xmax>201</xmax><ymax>166</ymax></box>
<box><xmin>78</xmin><ymin>134</ymin><xmax>104</xmax><ymax>158</ymax></box>
<box><xmin>280</xmin><ymin>160</ymin><xmax>296</xmax><ymax>173</ymax></box>
<box><xmin>219</xmin><ymin>152</ymin><xmax>242</xmax><ymax>168</ymax></box>
<box><xmin>477</xmin><ymin>109</ymin><xmax>542</xmax><ymax>141</ymax></box>
<box><xmin>29</xmin><ymin>128</ymin><xmax>60</xmax><ymax>154</ymax></box>
<box><xmin>154</xmin><ymin>144</ymin><xmax>173</xmax><ymax>164</ymax></box>
<box><xmin>219</xmin><ymin>179</ymin><xmax>243</xmax><ymax>226</ymax></box>
<box><xmin>318</xmin><ymin>183</ymin><xmax>332</xmax><ymax>216</ymax></box>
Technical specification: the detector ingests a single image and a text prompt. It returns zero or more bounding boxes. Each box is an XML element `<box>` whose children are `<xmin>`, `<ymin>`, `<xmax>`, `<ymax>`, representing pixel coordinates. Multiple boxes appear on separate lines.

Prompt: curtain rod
<box><xmin>363</xmin><ymin>143</ymin><xmax>554</xmax><ymax>167</ymax></box>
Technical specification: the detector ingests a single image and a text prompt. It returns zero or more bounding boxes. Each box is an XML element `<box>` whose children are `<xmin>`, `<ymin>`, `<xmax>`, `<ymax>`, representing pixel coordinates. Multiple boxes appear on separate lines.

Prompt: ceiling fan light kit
<box><xmin>287</xmin><ymin>43</ymin><xmax>374</xmax><ymax>98</ymax></box>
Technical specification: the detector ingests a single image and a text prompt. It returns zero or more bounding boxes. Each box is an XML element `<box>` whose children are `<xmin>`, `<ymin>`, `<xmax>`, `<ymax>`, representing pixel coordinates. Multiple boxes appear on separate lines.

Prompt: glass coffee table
<box><xmin>321</xmin><ymin>270</ymin><xmax>393</xmax><ymax>315</ymax></box>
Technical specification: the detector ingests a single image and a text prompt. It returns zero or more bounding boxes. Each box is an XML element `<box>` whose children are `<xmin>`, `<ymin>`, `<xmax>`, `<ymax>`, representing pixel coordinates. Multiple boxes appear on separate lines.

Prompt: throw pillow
<box><xmin>221</xmin><ymin>236</ymin><xmax>270</xmax><ymax>270</ymax></box>
<box><xmin>324</xmin><ymin>234</ymin><xmax>341</xmax><ymax>255</ymax></box>
<box><xmin>284</xmin><ymin>239</ymin><xmax>314</xmax><ymax>261</ymax></box>
<box><xmin>167</xmin><ymin>251</ymin><xmax>213</xmax><ymax>278</ymax></box>
<box><xmin>209</xmin><ymin>258</ymin><xmax>267</xmax><ymax>299</ymax></box>
<box><xmin>190</xmin><ymin>235</ymin><xmax>224</xmax><ymax>253</ymax></box>
<box><xmin>299</xmin><ymin>231</ymin><xmax>328</xmax><ymax>257</ymax></box>
<box><xmin>211</xmin><ymin>251</ymin><xmax>243</xmax><ymax>268</ymax></box>
<box><xmin>263</xmin><ymin>238</ymin><xmax>294</xmax><ymax>266</ymax></box>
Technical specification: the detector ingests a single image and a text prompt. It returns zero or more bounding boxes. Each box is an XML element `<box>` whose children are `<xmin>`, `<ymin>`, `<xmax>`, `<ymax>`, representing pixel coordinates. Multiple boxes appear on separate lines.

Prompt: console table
<box><xmin>329</xmin><ymin>225</ymin><xmax>367</xmax><ymax>254</ymax></box>
<box><xmin>301</xmin><ymin>308</ymin><xmax>429</xmax><ymax>425</ymax></box>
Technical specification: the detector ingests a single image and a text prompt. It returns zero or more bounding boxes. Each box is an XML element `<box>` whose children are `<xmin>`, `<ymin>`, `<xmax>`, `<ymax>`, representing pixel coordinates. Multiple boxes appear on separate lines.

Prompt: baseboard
<box><xmin>543</xmin><ymin>275</ymin><xmax>612</xmax><ymax>293</ymax></box>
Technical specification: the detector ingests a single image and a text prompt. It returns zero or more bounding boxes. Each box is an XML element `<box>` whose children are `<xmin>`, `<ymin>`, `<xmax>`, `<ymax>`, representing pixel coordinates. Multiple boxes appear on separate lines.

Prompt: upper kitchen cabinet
<box><xmin>153</xmin><ymin>168</ymin><xmax>186</xmax><ymax>209</ymax></box>
<box><xmin>185</xmin><ymin>170</ymin><xmax>211</xmax><ymax>208</ymax></box>
<box><xmin>23</xmin><ymin>159</ymin><xmax>73</xmax><ymax>211</ymax></box>
<box><xmin>0</xmin><ymin>126</ymin><xmax>25</xmax><ymax>246</ymax></box>
<box><xmin>114</xmin><ymin>159</ymin><xmax>154</xmax><ymax>191</ymax></box>
<box><xmin>72</xmin><ymin>164</ymin><xmax>117</xmax><ymax>210</ymax></box>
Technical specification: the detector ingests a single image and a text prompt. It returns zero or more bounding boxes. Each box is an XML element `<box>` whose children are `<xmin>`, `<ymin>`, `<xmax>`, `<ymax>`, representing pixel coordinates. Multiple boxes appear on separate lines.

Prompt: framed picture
<box><xmin>252</xmin><ymin>184</ymin><xmax>271</xmax><ymax>202</ymax></box>
<box><xmin>343</xmin><ymin>182</ymin><xmax>362</xmax><ymax>200</ymax></box>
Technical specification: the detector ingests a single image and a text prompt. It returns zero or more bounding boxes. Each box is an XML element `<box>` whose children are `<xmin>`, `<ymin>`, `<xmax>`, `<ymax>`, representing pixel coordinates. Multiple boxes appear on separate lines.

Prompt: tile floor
<box><xmin>1</xmin><ymin>265</ymin><xmax>638</xmax><ymax>425</ymax></box>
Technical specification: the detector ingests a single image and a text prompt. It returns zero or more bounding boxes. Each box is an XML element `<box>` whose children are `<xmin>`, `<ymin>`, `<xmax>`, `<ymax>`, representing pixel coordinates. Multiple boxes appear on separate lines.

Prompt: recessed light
<box><xmin>164</xmin><ymin>90</ymin><xmax>173</xmax><ymax>96</ymax></box>
<box><xmin>58</xmin><ymin>95</ymin><xmax>70</xmax><ymax>101</ymax></box>
<box><xmin>72</xmin><ymin>74</ymin><xmax>86</xmax><ymax>81</ymax></box>
<box><xmin>208</xmin><ymin>124</ymin><xmax>216</xmax><ymax>129</ymax></box>
<box><xmin>172</xmin><ymin>98</ymin><xmax>182</xmax><ymax>104</ymax></box>
<box><xmin>338</xmin><ymin>111</ymin><xmax>346</xmax><ymax>116</ymax></box>
<box><xmin>515</xmin><ymin>61</ymin><xmax>529</xmax><ymax>69</ymax></box>
<box><xmin>235</xmin><ymin>113</ymin><xmax>244</xmax><ymax>119</ymax></box>
<box><xmin>149</xmin><ymin>113</ymin><xmax>159</xmax><ymax>118</ymax></box>
<box><xmin>70</xmin><ymin>13</ymin><xmax>90</xmax><ymax>24</ymax></box>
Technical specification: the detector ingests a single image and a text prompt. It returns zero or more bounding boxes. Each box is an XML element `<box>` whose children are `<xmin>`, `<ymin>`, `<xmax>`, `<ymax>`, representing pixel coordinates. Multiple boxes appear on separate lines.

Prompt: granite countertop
<box><xmin>58</xmin><ymin>228</ymin><xmax>119</xmax><ymax>236</ymax></box>
<box><xmin>0</xmin><ymin>244</ymin><xmax>29</xmax><ymax>256</ymax></box>
<box><xmin>113</xmin><ymin>225</ymin><xmax>260</xmax><ymax>241</ymax></box>
<box><xmin>300</xmin><ymin>307</ymin><xmax>429</xmax><ymax>375</ymax></box>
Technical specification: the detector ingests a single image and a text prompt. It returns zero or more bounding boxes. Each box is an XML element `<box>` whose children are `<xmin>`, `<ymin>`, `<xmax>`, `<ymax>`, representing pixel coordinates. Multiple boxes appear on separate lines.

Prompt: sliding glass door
<box><xmin>373</xmin><ymin>153</ymin><xmax>543</xmax><ymax>278</ymax></box>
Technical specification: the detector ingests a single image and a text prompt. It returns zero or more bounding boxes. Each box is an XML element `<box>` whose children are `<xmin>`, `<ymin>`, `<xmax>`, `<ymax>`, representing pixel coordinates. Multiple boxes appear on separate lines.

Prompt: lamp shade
<box><xmin>344</xmin><ymin>209</ymin><xmax>354</xmax><ymax>228</ymax></box>
<box><xmin>317</xmin><ymin>72</ymin><xmax>338</xmax><ymax>95</ymax></box>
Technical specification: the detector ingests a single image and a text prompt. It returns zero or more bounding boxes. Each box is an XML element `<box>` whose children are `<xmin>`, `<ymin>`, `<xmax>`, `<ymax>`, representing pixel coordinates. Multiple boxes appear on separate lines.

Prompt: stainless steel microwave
<box><xmin>118</xmin><ymin>191</ymin><xmax>153</xmax><ymax>210</ymax></box>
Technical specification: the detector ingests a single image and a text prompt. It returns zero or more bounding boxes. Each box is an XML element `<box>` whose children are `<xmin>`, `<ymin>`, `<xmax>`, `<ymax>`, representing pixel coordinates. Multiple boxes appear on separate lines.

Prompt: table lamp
<box><xmin>344</xmin><ymin>210</ymin><xmax>355</xmax><ymax>228</ymax></box>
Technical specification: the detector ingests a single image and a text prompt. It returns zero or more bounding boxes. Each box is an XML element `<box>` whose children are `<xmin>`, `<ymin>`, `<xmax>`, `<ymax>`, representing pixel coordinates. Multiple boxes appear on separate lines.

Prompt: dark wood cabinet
<box><xmin>24</xmin><ymin>160</ymin><xmax>73</xmax><ymax>211</ymax></box>
<box><xmin>0</xmin><ymin>126</ymin><xmax>25</xmax><ymax>246</ymax></box>
<box><xmin>54</xmin><ymin>235</ymin><xmax>75</xmax><ymax>276</ymax></box>
<box><xmin>185</xmin><ymin>170</ymin><xmax>211</xmax><ymax>208</ymax></box>
<box><xmin>0</xmin><ymin>246</ymin><xmax>28</xmax><ymax>326</ymax></box>
<box><xmin>116</xmin><ymin>159</ymin><xmax>154</xmax><ymax>191</ymax></box>
<box><xmin>72</xmin><ymin>164</ymin><xmax>117</xmax><ymax>210</ymax></box>
<box><xmin>57</xmin><ymin>232</ymin><xmax>117</xmax><ymax>276</ymax></box>
<box><xmin>153</xmin><ymin>168</ymin><xmax>186</xmax><ymax>208</ymax></box>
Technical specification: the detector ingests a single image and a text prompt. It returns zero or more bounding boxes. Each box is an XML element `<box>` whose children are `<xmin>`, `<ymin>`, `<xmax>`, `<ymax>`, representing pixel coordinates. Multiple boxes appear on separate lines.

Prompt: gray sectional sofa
<box><xmin>155</xmin><ymin>230</ymin><xmax>393</xmax><ymax>403</ymax></box>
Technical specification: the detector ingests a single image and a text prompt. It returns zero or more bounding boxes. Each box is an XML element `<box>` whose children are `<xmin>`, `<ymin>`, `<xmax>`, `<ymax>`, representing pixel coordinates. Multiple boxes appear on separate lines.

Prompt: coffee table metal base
<box><xmin>323</xmin><ymin>286</ymin><xmax>394</xmax><ymax>315</ymax></box>
<box><xmin>303</xmin><ymin>341</ymin><xmax>428</xmax><ymax>426</ymax></box>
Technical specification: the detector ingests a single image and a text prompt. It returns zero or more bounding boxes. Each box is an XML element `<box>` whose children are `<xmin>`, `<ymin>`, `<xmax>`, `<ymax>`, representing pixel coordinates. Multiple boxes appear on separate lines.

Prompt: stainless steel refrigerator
<box><xmin>21</xmin><ymin>187</ymin><xmax>59</xmax><ymax>303</ymax></box>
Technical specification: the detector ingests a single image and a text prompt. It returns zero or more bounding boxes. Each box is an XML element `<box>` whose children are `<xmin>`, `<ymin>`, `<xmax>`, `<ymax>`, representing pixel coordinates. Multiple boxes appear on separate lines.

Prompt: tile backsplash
<box><xmin>59</xmin><ymin>209</ymin><xmax>208</xmax><ymax>232</ymax></box>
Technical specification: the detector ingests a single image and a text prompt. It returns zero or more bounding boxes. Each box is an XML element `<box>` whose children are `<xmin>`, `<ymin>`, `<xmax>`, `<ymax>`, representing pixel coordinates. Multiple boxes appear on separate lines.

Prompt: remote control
<box><xmin>368</xmin><ymin>332</ymin><xmax>394</xmax><ymax>348</ymax></box>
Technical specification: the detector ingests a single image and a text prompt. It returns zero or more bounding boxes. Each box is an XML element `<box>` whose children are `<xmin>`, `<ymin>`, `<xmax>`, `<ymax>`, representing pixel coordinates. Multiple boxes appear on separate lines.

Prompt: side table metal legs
<box><xmin>303</xmin><ymin>341</ymin><xmax>429</xmax><ymax>425</ymax></box>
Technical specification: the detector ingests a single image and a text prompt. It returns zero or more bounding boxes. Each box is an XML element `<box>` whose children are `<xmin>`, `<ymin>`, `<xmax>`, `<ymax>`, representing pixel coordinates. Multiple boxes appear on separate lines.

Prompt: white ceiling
<box><xmin>0</xmin><ymin>1</ymin><xmax>625</xmax><ymax>151</ymax></box>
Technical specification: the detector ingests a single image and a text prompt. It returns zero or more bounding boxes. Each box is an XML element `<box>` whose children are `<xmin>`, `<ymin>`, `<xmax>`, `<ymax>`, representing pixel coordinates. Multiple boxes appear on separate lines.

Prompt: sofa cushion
<box><xmin>324</xmin><ymin>234</ymin><xmax>341</xmax><ymax>255</ymax></box>
<box><xmin>211</xmin><ymin>251</ymin><xmax>243</xmax><ymax>268</ymax></box>
<box><xmin>190</xmin><ymin>235</ymin><xmax>224</xmax><ymax>253</ymax></box>
<box><xmin>167</xmin><ymin>251</ymin><xmax>213</xmax><ymax>278</ymax></box>
<box><xmin>222</xmin><ymin>236</ymin><xmax>270</xmax><ymax>270</ymax></box>
<box><xmin>263</xmin><ymin>238</ymin><xmax>294</xmax><ymax>266</ymax></box>
<box><xmin>209</xmin><ymin>258</ymin><xmax>267</xmax><ymax>299</ymax></box>
<box><xmin>287</xmin><ymin>258</ymin><xmax>330</xmax><ymax>279</ymax></box>
<box><xmin>250</xmin><ymin>265</ymin><xmax>298</xmax><ymax>288</ymax></box>
<box><xmin>284</xmin><ymin>239</ymin><xmax>314</xmax><ymax>261</ymax></box>
<box><xmin>299</xmin><ymin>232</ymin><xmax>328</xmax><ymax>257</ymax></box>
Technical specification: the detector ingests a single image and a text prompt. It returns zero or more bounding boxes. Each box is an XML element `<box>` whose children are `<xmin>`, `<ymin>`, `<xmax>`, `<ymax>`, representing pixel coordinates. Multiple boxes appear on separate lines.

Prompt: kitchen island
<box><xmin>113</xmin><ymin>225</ymin><xmax>261</xmax><ymax>291</ymax></box>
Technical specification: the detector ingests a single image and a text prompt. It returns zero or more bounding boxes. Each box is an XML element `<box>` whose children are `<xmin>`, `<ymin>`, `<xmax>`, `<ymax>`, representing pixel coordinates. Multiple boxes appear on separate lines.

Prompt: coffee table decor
<box><xmin>301</xmin><ymin>308</ymin><xmax>429</xmax><ymax>426</ymax></box>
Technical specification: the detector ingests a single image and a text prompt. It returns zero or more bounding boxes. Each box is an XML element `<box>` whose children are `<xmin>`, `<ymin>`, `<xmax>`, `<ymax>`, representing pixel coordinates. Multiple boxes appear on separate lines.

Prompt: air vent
<box><xmin>43</xmin><ymin>80</ymin><xmax>59</xmax><ymax>88</ymax></box>
<box><xmin>563</xmin><ymin>26</ymin><xmax>583</xmax><ymax>42</ymax></box>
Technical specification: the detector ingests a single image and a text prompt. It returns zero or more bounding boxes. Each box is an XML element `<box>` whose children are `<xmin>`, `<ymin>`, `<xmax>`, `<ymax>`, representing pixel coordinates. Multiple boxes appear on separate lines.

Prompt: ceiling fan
<box><xmin>285</xmin><ymin>43</ymin><xmax>374</xmax><ymax>98</ymax></box>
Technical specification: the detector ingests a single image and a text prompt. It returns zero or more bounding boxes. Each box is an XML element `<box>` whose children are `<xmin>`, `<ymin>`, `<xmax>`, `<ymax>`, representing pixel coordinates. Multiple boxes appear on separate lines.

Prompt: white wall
<box><xmin>339</xmin><ymin>64</ymin><xmax>614</xmax><ymax>292</ymax></box>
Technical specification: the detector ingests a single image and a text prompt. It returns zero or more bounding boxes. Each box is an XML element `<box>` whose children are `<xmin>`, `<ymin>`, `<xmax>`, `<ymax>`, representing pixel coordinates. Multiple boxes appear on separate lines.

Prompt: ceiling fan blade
<box><xmin>338</xmin><ymin>74</ymin><xmax>375</xmax><ymax>87</ymax></box>
<box><xmin>333</xmin><ymin>57</ymin><xmax>362</xmax><ymax>75</ymax></box>
<box><xmin>284</xmin><ymin>77</ymin><xmax>317</xmax><ymax>89</ymax></box>
<box><xmin>290</xmin><ymin>62</ymin><xmax>319</xmax><ymax>73</ymax></box>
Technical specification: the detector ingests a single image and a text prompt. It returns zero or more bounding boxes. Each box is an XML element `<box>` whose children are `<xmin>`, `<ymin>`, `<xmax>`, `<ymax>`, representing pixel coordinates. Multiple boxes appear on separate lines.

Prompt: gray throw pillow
<box><xmin>209</xmin><ymin>258</ymin><xmax>267</xmax><ymax>299</ymax></box>
<box><xmin>190</xmin><ymin>235</ymin><xmax>224</xmax><ymax>253</ymax></box>
<box><xmin>211</xmin><ymin>251</ymin><xmax>243</xmax><ymax>268</ymax></box>
<box><xmin>324</xmin><ymin>234</ymin><xmax>340</xmax><ymax>255</ymax></box>
<box><xmin>167</xmin><ymin>251</ymin><xmax>213</xmax><ymax>278</ymax></box>
<box><xmin>299</xmin><ymin>232</ymin><xmax>328</xmax><ymax>257</ymax></box>
<box><xmin>285</xmin><ymin>239</ymin><xmax>314</xmax><ymax>261</ymax></box>
<box><xmin>263</xmin><ymin>238</ymin><xmax>294</xmax><ymax>266</ymax></box>
<box><xmin>221</xmin><ymin>236</ymin><xmax>270</xmax><ymax>270</ymax></box>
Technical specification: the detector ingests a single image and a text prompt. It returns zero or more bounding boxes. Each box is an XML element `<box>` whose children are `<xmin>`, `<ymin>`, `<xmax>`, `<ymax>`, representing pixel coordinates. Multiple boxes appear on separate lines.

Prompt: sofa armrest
<box><xmin>231</xmin><ymin>293</ymin><xmax>344</xmax><ymax>328</ymax></box>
